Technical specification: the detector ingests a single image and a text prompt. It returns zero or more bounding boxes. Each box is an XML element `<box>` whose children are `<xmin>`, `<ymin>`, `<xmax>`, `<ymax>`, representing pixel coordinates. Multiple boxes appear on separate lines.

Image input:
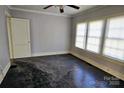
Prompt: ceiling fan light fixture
<box><xmin>43</xmin><ymin>5</ymin><xmax>80</xmax><ymax>13</ymax></box>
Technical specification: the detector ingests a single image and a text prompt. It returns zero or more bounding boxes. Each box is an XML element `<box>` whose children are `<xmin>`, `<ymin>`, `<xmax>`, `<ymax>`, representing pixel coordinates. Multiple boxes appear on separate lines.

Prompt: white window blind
<box><xmin>86</xmin><ymin>20</ymin><xmax>103</xmax><ymax>53</ymax></box>
<box><xmin>75</xmin><ymin>23</ymin><xmax>87</xmax><ymax>49</ymax></box>
<box><xmin>103</xmin><ymin>16</ymin><xmax>124</xmax><ymax>60</ymax></box>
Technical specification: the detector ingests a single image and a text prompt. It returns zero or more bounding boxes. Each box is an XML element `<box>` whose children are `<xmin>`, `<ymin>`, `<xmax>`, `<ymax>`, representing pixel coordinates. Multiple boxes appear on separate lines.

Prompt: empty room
<box><xmin>0</xmin><ymin>5</ymin><xmax>124</xmax><ymax>88</ymax></box>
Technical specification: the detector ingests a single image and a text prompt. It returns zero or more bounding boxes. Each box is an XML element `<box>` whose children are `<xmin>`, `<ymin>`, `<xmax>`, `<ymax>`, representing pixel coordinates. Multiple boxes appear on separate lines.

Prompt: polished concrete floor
<box><xmin>0</xmin><ymin>54</ymin><xmax>124</xmax><ymax>88</ymax></box>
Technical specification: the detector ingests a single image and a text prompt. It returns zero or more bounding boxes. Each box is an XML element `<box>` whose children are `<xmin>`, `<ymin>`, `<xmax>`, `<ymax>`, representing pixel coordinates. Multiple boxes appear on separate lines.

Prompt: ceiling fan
<box><xmin>43</xmin><ymin>5</ymin><xmax>80</xmax><ymax>13</ymax></box>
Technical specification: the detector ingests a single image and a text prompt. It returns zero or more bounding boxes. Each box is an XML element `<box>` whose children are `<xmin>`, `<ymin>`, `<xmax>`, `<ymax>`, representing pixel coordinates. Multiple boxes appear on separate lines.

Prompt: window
<box><xmin>86</xmin><ymin>20</ymin><xmax>104</xmax><ymax>53</ymax></box>
<box><xmin>75</xmin><ymin>16</ymin><xmax>124</xmax><ymax>62</ymax></box>
<box><xmin>75</xmin><ymin>23</ymin><xmax>87</xmax><ymax>49</ymax></box>
<box><xmin>103</xmin><ymin>16</ymin><xmax>124</xmax><ymax>60</ymax></box>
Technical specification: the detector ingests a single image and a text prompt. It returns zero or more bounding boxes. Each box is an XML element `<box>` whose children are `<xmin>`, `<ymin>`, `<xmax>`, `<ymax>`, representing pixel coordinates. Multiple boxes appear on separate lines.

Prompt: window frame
<box><xmin>102</xmin><ymin>16</ymin><xmax>124</xmax><ymax>61</ymax></box>
<box><xmin>86</xmin><ymin>20</ymin><xmax>105</xmax><ymax>54</ymax></box>
<box><xmin>75</xmin><ymin>22</ymin><xmax>87</xmax><ymax>49</ymax></box>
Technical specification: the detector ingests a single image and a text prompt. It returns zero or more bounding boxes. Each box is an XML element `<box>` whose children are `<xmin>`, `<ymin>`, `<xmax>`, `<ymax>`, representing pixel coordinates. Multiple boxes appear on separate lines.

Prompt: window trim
<box><xmin>100</xmin><ymin>19</ymin><xmax>107</xmax><ymax>54</ymax></box>
<box><xmin>84</xmin><ymin>21</ymin><xmax>89</xmax><ymax>50</ymax></box>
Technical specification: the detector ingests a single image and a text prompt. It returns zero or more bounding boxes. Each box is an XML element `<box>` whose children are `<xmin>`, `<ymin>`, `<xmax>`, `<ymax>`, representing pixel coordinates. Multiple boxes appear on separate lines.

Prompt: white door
<box><xmin>10</xmin><ymin>18</ymin><xmax>31</xmax><ymax>58</ymax></box>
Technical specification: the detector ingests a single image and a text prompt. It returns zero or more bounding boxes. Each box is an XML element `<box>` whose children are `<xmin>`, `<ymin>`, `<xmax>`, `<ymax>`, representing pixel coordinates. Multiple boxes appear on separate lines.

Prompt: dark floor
<box><xmin>0</xmin><ymin>54</ymin><xmax>124</xmax><ymax>88</ymax></box>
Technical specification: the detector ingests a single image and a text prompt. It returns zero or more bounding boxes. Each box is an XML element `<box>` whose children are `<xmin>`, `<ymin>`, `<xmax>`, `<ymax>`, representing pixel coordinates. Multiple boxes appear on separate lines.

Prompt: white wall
<box><xmin>0</xmin><ymin>6</ymin><xmax>10</xmax><ymax>83</ymax></box>
<box><xmin>71</xmin><ymin>5</ymin><xmax>124</xmax><ymax>80</ymax></box>
<box><xmin>10</xmin><ymin>10</ymin><xmax>71</xmax><ymax>56</ymax></box>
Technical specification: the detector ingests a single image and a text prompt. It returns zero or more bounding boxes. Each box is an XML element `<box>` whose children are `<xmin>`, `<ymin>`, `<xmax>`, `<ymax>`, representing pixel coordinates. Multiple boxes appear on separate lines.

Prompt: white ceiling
<box><xmin>11</xmin><ymin>5</ymin><xmax>95</xmax><ymax>16</ymax></box>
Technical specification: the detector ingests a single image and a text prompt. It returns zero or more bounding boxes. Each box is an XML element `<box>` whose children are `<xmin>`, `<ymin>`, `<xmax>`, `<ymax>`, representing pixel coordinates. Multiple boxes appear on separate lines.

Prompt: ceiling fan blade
<box><xmin>60</xmin><ymin>8</ymin><xmax>64</xmax><ymax>13</ymax></box>
<box><xmin>67</xmin><ymin>5</ymin><xmax>80</xmax><ymax>9</ymax></box>
<box><xmin>43</xmin><ymin>5</ymin><xmax>53</xmax><ymax>9</ymax></box>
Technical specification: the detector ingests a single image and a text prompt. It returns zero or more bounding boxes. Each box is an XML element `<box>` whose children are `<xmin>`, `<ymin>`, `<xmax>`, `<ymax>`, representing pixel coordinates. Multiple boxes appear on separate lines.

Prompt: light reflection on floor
<box><xmin>73</xmin><ymin>64</ymin><xmax>108</xmax><ymax>88</ymax></box>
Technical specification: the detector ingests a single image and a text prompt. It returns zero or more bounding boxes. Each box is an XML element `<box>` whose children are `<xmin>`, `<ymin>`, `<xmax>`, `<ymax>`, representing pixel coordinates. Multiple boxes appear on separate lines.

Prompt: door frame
<box><xmin>5</xmin><ymin>10</ymin><xmax>14</xmax><ymax>62</ymax></box>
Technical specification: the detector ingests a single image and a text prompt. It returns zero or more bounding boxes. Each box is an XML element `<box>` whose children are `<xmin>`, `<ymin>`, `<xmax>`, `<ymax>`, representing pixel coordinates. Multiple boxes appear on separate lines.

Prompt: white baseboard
<box><xmin>0</xmin><ymin>62</ymin><xmax>11</xmax><ymax>84</ymax></box>
<box><xmin>32</xmin><ymin>51</ymin><xmax>69</xmax><ymax>57</ymax></box>
<box><xmin>70</xmin><ymin>51</ymin><xmax>124</xmax><ymax>81</ymax></box>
